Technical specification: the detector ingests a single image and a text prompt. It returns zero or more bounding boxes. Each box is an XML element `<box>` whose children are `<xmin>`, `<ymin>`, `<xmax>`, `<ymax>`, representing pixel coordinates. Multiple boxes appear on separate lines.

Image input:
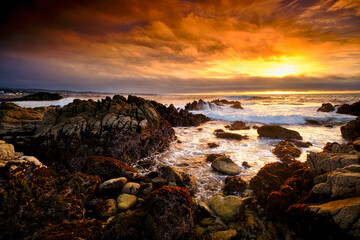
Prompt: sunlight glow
<box><xmin>264</xmin><ymin>64</ymin><xmax>299</xmax><ymax>77</ymax></box>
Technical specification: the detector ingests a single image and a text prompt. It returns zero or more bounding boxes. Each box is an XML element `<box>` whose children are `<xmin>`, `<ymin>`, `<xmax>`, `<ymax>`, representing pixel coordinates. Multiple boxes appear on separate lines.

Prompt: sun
<box><xmin>264</xmin><ymin>64</ymin><xmax>299</xmax><ymax>77</ymax></box>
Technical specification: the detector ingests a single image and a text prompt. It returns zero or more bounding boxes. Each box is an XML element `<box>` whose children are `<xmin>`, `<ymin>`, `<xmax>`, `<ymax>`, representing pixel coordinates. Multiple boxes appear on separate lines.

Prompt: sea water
<box><xmin>13</xmin><ymin>93</ymin><xmax>360</xmax><ymax>200</ymax></box>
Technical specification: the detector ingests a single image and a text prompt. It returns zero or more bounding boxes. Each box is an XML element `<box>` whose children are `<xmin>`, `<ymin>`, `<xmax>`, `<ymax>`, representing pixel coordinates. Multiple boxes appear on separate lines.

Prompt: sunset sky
<box><xmin>0</xmin><ymin>0</ymin><xmax>359</xmax><ymax>93</ymax></box>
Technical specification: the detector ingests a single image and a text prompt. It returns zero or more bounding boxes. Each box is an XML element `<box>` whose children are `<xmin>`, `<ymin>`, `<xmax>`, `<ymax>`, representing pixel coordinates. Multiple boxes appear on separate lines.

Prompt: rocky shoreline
<box><xmin>1</xmin><ymin>96</ymin><xmax>360</xmax><ymax>239</ymax></box>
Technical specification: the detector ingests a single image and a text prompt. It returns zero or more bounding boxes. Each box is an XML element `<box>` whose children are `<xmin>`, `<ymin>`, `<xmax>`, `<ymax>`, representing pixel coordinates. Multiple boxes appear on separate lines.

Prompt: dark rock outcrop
<box><xmin>341</xmin><ymin>116</ymin><xmax>360</xmax><ymax>140</ymax></box>
<box><xmin>3</xmin><ymin>92</ymin><xmax>63</xmax><ymax>102</ymax></box>
<box><xmin>211</xmin><ymin>156</ymin><xmax>242</xmax><ymax>175</ymax></box>
<box><xmin>317</xmin><ymin>103</ymin><xmax>335</xmax><ymax>112</ymax></box>
<box><xmin>213</xmin><ymin>129</ymin><xmax>248</xmax><ymax>140</ymax></box>
<box><xmin>224</xmin><ymin>176</ymin><xmax>247</xmax><ymax>195</ymax></box>
<box><xmin>257</xmin><ymin>125</ymin><xmax>302</xmax><ymax>140</ymax></box>
<box><xmin>152</xmin><ymin>102</ymin><xmax>210</xmax><ymax>127</ymax></box>
<box><xmin>19</xmin><ymin>96</ymin><xmax>175</xmax><ymax>172</ymax></box>
<box><xmin>225</xmin><ymin>121</ymin><xmax>250</xmax><ymax>130</ymax></box>
<box><xmin>158</xmin><ymin>165</ymin><xmax>197</xmax><ymax>195</ymax></box>
<box><xmin>185</xmin><ymin>99</ymin><xmax>243</xmax><ymax>111</ymax></box>
<box><xmin>272</xmin><ymin>141</ymin><xmax>302</xmax><ymax>162</ymax></box>
<box><xmin>337</xmin><ymin>101</ymin><xmax>360</xmax><ymax>116</ymax></box>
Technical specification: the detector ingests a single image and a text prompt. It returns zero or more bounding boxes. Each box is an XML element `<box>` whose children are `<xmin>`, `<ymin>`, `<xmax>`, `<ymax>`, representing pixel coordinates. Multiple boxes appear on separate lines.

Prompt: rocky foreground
<box><xmin>1</xmin><ymin>96</ymin><xmax>360</xmax><ymax>240</ymax></box>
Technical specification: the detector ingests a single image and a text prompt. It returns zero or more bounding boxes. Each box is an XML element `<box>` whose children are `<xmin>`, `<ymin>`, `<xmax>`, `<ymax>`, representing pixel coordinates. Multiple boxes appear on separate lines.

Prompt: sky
<box><xmin>0</xmin><ymin>0</ymin><xmax>360</xmax><ymax>93</ymax></box>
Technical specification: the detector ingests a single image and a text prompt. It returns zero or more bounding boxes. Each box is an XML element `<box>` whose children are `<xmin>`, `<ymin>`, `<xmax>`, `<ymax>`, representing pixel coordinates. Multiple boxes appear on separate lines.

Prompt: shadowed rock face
<box><xmin>17</xmin><ymin>95</ymin><xmax>175</xmax><ymax>172</ymax></box>
<box><xmin>341</xmin><ymin>116</ymin><xmax>360</xmax><ymax>141</ymax></box>
<box><xmin>317</xmin><ymin>103</ymin><xmax>335</xmax><ymax>112</ymax></box>
<box><xmin>257</xmin><ymin>125</ymin><xmax>302</xmax><ymax>140</ymax></box>
<box><xmin>337</xmin><ymin>101</ymin><xmax>360</xmax><ymax>116</ymax></box>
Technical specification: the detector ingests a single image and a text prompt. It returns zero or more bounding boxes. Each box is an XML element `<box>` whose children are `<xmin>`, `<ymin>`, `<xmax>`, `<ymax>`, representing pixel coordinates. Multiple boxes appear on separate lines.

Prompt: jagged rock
<box><xmin>152</xmin><ymin>102</ymin><xmax>210</xmax><ymax>127</ymax></box>
<box><xmin>272</xmin><ymin>141</ymin><xmax>301</xmax><ymax>162</ymax></box>
<box><xmin>121</xmin><ymin>182</ymin><xmax>141</xmax><ymax>195</ymax></box>
<box><xmin>145</xmin><ymin>186</ymin><xmax>194</xmax><ymax>240</ymax></box>
<box><xmin>211</xmin><ymin>229</ymin><xmax>238</xmax><ymax>240</ymax></box>
<box><xmin>19</xmin><ymin>96</ymin><xmax>175</xmax><ymax>172</ymax></box>
<box><xmin>337</xmin><ymin>101</ymin><xmax>360</xmax><ymax>116</ymax></box>
<box><xmin>100</xmin><ymin>177</ymin><xmax>128</xmax><ymax>192</ymax></box>
<box><xmin>117</xmin><ymin>194</ymin><xmax>137</xmax><ymax>212</ymax></box>
<box><xmin>312</xmin><ymin>165</ymin><xmax>360</xmax><ymax>200</ymax></box>
<box><xmin>208</xmin><ymin>195</ymin><xmax>242</xmax><ymax>221</ymax></box>
<box><xmin>224</xmin><ymin>176</ymin><xmax>247</xmax><ymax>195</ymax></box>
<box><xmin>322</xmin><ymin>142</ymin><xmax>356</xmax><ymax>154</ymax></box>
<box><xmin>225</xmin><ymin>121</ymin><xmax>250</xmax><ymax>130</ymax></box>
<box><xmin>307</xmin><ymin>151</ymin><xmax>360</xmax><ymax>174</ymax></box>
<box><xmin>258</xmin><ymin>125</ymin><xmax>302</xmax><ymax>140</ymax></box>
<box><xmin>158</xmin><ymin>165</ymin><xmax>197</xmax><ymax>195</ymax></box>
<box><xmin>317</xmin><ymin>103</ymin><xmax>335</xmax><ymax>112</ymax></box>
<box><xmin>211</xmin><ymin>156</ymin><xmax>241</xmax><ymax>175</ymax></box>
<box><xmin>213</xmin><ymin>129</ymin><xmax>248</xmax><ymax>140</ymax></box>
<box><xmin>185</xmin><ymin>99</ymin><xmax>209</xmax><ymax>110</ymax></box>
<box><xmin>341</xmin><ymin>116</ymin><xmax>360</xmax><ymax>140</ymax></box>
<box><xmin>308</xmin><ymin>197</ymin><xmax>360</xmax><ymax>238</ymax></box>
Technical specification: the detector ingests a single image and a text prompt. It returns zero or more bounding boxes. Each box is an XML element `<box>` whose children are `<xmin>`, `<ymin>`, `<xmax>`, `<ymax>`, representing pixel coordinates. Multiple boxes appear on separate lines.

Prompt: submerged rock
<box><xmin>211</xmin><ymin>156</ymin><xmax>242</xmax><ymax>175</ymax></box>
<box><xmin>208</xmin><ymin>142</ymin><xmax>220</xmax><ymax>148</ymax></box>
<box><xmin>214</xmin><ymin>129</ymin><xmax>248</xmax><ymax>140</ymax></box>
<box><xmin>341</xmin><ymin>116</ymin><xmax>360</xmax><ymax>140</ymax></box>
<box><xmin>317</xmin><ymin>103</ymin><xmax>335</xmax><ymax>112</ymax></box>
<box><xmin>225</xmin><ymin>121</ymin><xmax>250</xmax><ymax>130</ymax></box>
<box><xmin>272</xmin><ymin>141</ymin><xmax>301</xmax><ymax>162</ymax></box>
<box><xmin>257</xmin><ymin>125</ymin><xmax>302</xmax><ymax>140</ymax></box>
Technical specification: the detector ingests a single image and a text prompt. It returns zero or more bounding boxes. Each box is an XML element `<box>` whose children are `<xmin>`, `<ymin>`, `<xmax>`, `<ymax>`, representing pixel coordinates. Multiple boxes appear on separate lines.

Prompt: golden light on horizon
<box><xmin>263</xmin><ymin>64</ymin><xmax>299</xmax><ymax>77</ymax></box>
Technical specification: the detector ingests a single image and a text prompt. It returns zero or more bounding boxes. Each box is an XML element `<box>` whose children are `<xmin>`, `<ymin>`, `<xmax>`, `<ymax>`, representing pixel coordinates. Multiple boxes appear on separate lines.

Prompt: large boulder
<box><xmin>144</xmin><ymin>186</ymin><xmax>194</xmax><ymax>240</ymax></box>
<box><xmin>337</xmin><ymin>101</ymin><xmax>360</xmax><ymax>116</ymax></box>
<box><xmin>257</xmin><ymin>125</ymin><xmax>302</xmax><ymax>140</ymax></box>
<box><xmin>158</xmin><ymin>165</ymin><xmax>197</xmax><ymax>195</ymax></box>
<box><xmin>22</xmin><ymin>96</ymin><xmax>175</xmax><ymax>172</ymax></box>
<box><xmin>317</xmin><ymin>103</ymin><xmax>335</xmax><ymax>112</ymax></box>
<box><xmin>211</xmin><ymin>156</ymin><xmax>242</xmax><ymax>175</ymax></box>
<box><xmin>341</xmin><ymin>116</ymin><xmax>360</xmax><ymax>140</ymax></box>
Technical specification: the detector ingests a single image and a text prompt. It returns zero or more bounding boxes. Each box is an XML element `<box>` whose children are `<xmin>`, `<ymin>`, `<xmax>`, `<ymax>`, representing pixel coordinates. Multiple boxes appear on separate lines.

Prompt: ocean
<box><xmin>13</xmin><ymin>92</ymin><xmax>360</xmax><ymax>200</ymax></box>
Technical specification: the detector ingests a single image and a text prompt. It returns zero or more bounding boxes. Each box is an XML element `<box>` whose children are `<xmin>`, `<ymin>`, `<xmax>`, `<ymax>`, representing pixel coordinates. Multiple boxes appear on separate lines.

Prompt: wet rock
<box><xmin>257</xmin><ymin>125</ymin><xmax>302</xmax><ymax>140</ymax></box>
<box><xmin>209</xmin><ymin>195</ymin><xmax>243</xmax><ymax>221</ymax></box>
<box><xmin>214</xmin><ymin>129</ymin><xmax>249</xmax><ymax>140</ymax></box>
<box><xmin>152</xmin><ymin>177</ymin><xmax>167</xmax><ymax>189</ymax></box>
<box><xmin>230</xmin><ymin>102</ymin><xmax>243</xmax><ymax>109</ymax></box>
<box><xmin>308</xmin><ymin>197</ymin><xmax>360</xmax><ymax>238</ymax></box>
<box><xmin>242</xmin><ymin>161</ymin><xmax>251</xmax><ymax>168</ymax></box>
<box><xmin>100</xmin><ymin>177</ymin><xmax>128</xmax><ymax>192</ymax></box>
<box><xmin>291</xmin><ymin>140</ymin><xmax>313</xmax><ymax>148</ymax></box>
<box><xmin>211</xmin><ymin>156</ymin><xmax>242</xmax><ymax>175</ymax></box>
<box><xmin>185</xmin><ymin>99</ymin><xmax>208</xmax><ymax>110</ymax></box>
<box><xmin>225</xmin><ymin>121</ymin><xmax>250</xmax><ymax>130</ymax></box>
<box><xmin>211</xmin><ymin>229</ymin><xmax>238</xmax><ymax>240</ymax></box>
<box><xmin>200</xmin><ymin>218</ymin><xmax>228</xmax><ymax>232</ymax></box>
<box><xmin>208</xmin><ymin>142</ymin><xmax>219</xmax><ymax>148</ymax></box>
<box><xmin>121</xmin><ymin>182</ymin><xmax>141</xmax><ymax>195</ymax></box>
<box><xmin>145</xmin><ymin>186</ymin><xmax>194</xmax><ymax>240</ymax></box>
<box><xmin>97</xmin><ymin>199</ymin><xmax>118</xmax><ymax>218</ymax></box>
<box><xmin>272</xmin><ymin>141</ymin><xmax>301</xmax><ymax>162</ymax></box>
<box><xmin>206</xmin><ymin>153</ymin><xmax>227</xmax><ymax>163</ymax></box>
<box><xmin>158</xmin><ymin>165</ymin><xmax>197</xmax><ymax>195</ymax></box>
<box><xmin>341</xmin><ymin>116</ymin><xmax>360</xmax><ymax>140</ymax></box>
<box><xmin>312</xmin><ymin>164</ymin><xmax>360</xmax><ymax>200</ymax></box>
<box><xmin>0</xmin><ymin>142</ymin><xmax>15</xmax><ymax>160</ymax></box>
<box><xmin>317</xmin><ymin>103</ymin><xmax>335</xmax><ymax>112</ymax></box>
<box><xmin>322</xmin><ymin>142</ymin><xmax>356</xmax><ymax>154</ymax></box>
<box><xmin>117</xmin><ymin>194</ymin><xmax>137</xmax><ymax>212</ymax></box>
<box><xmin>82</xmin><ymin>156</ymin><xmax>137</xmax><ymax>181</ymax></box>
<box><xmin>224</xmin><ymin>176</ymin><xmax>247</xmax><ymax>195</ymax></box>
<box><xmin>337</xmin><ymin>101</ymin><xmax>360</xmax><ymax>116</ymax></box>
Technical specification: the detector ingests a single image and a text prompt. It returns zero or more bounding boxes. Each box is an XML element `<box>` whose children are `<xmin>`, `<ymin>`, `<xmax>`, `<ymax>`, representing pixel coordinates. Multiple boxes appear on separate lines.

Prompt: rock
<box><xmin>242</xmin><ymin>161</ymin><xmax>251</xmax><ymax>168</ymax></box>
<box><xmin>152</xmin><ymin>177</ymin><xmax>167</xmax><ymax>189</ymax></box>
<box><xmin>291</xmin><ymin>140</ymin><xmax>313</xmax><ymax>148</ymax></box>
<box><xmin>211</xmin><ymin>156</ymin><xmax>241</xmax><ymax>175</ymax></box>
<box><xmin>224</xmin><ymin>176</ymin><xmax>247</xmax><ymax>195</ymax></box>
<box><xmin>258</xmin><ymin>125</ymin><xmax>302</xmax><ymax>140</ymax></box>
<box><xmin>308</xmin><ymin>197</ymin><xmax>360</xmax><ymax>238</ymax></box>
<box><xmin>337</xmin><ymin>101</ymin><xmax>360</xmax><ymax>116</ymax></box>
<box><xmin>209</xmin><ymin>195</ymin><xmax>242</xmax><ymax>221</ymax></box>
<box><xmin>341</xmin><ymin>116</ymin><xmax>360</xmax><ymax>140</ymax></box>
<box><xmin>158</xmin><ymin>165</ymin><xmax>197</xmax><ymax>195</ymax></box>
<box><xmin>307</xmin><ymin>151</ymin><xmax>360</xmax><ymax>174</ymax></box>
<box><xmin>312</xmin><ymin>164</ymin><xmax>360</xmax><ymax>200</ymax></box>
<box><xmin>200</xmin><ymin>218</ymin><xmax>228</xmax><ymax>232</ymax></box>
<box><xmin>230</xmin><ymin>102</ymin><xmax>243</xmax><ymax>109</ymax></box>
<box><xmin>225</xmin><ymin>121</ymin><xmax>250</xmax><ymax>130</ymax></box>
<box><xmin>21</xmin><ymin>96</ymin><xmax>175</xmax><ymax>172</ymax></box>
<box><xmin>208</xmin><ymin>142</ymin><xmax>219</xmax><ymax>148</ymax></box>
<box><xmin>272</xmin><ymin>141</ymin><xmax>301</xmax><ymax>162</ymax></box>
<box><xmin>317</xmin><ymin>103</ymin><xmax>335</xmax><ymax>112</ymax></box>
<box><xmin>97</xmin><ymin>199</ymin><xmax>117</xmax><ymax>218</ymax></box>
<box><xmin>18</xmin><ymin>156</ymin><xmax>44</xmax><ymax>167</ymax></box>
<box><xmin>0</xmin><ymin>142</ymin><xmax>15</xmax><ymax>160</ymax></box>
<box><xmin>121</xmin><ymin>182</ymin><xmax>141</xmax><ymax>195</ymax></box>
<box><xmin>206</xmin><ymin>153</ymin><xmax>227</xmax><ymax>163</ymax></box>
<box><xmin>6</xmin><ymin>92</ymin><xmax>63</xmax><ymax>101</ymax></box>
<box><xmin>214</xmin><ymin>130</ymin><xmax>248</xmax><ymax>140</ymax></box>
<box><xmin>211</xmin><ymin>229</ymin><xmax>238</xmax><ymax>240</ymax></box>
<box><xmin>152</xmin><ymin>102</ymin><xmax>210</xmax><ymax>127</ymax></box>
<box><xmin>117</xmin><ymin>194</ymin><xmax>137</xmax><ymax>212</ymax></box>
<box><xmin>145</xmin><ymin>186</ymin><xmax>194</xmax><ymax>240</ymax></box>
<box><xmin>322</xmin><ymin>142</ymin><xmax>356</xmax><ymax>154</ymax></box>
<box><xmin>100</xmin><ymin>177</ymin><xmax>128</xmax><ymax>192</ymax></box>
<box><xmin>184</xmin><ymin>99</ymin><xmax>208</xmax><ymax>110</ymax></box>
<box><xmin>82</xmin><ymin>156</ymin><xmax>137</xmax><ymax>181</ymax></box>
